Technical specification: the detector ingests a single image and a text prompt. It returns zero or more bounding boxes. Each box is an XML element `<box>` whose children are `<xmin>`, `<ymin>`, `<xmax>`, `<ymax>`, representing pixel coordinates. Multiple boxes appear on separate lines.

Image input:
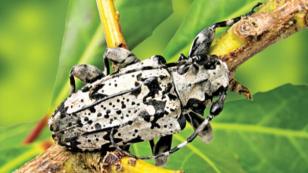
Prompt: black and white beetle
<box><xmin>49</xmin><ymin>4</ymin><xmax>261</xmax><ymax>165</ymax></box>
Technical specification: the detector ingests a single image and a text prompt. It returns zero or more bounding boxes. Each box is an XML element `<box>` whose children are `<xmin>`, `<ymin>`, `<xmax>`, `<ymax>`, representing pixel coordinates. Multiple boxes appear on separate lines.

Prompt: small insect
<box><xmin>49</xmin><ymin>4</ymin><xmax>261</xmax><ymax>165</ymax></box>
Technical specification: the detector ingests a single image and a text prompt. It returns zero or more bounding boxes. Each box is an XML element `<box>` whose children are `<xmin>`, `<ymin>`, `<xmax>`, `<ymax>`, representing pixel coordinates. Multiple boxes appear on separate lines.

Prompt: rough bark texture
<box><xmin>16</xmin><ymin>0</ymin><xmax>307</xmax><ymax>172</ymax></box>
<box><xmin>16</xmin><ymin>145</ymin><xmax>182</xmax><ymax>173</ymax></box>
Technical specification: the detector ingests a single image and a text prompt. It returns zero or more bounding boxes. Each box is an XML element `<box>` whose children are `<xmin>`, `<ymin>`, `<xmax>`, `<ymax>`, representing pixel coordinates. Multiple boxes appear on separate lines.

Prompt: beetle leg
<box><xmin>103</xmin><ymin>55</ymin><xmax>110</xmax><ymax>76</ymax></box>
<box><xmin>189</xmin><ymin>3</ymin><xmax>262</xmax><ymax>58</ymax></box>
<box><xmin>149</xmin><ymin>140</ymin><xmax>155</xmax><ymax>153</ymax></box>
<box><xmin>104</xmin><ymin>47</ymin><xmax>139</xmax><ymax>72</ymax></box>
<box><xmin>69</xmin><ymin>64</ymin><xmax>104</xmax><ymax>93</ymax></box>
<box><xmin>209</xmin><ymin>91</ymin><xmax>227</xmax><ymax>119</ymax></box>
<box><xmin>229</xmin><ymin>78</ymin><xmax>252</xmax><ymax>100</ymax></box>
<box><xmin>186</xmin><ymin>111</ymin><xmax>213</xmax><ymax>144</ymax></box>
<box><xmin>153</xmin><ymin>135</ymin><xmax>173</xmax><ymax>166</ymax></box>
<box><xmin>149</xmin><ymin>115</ymin><xmax>212</xmax><ymax>160</ymax></box>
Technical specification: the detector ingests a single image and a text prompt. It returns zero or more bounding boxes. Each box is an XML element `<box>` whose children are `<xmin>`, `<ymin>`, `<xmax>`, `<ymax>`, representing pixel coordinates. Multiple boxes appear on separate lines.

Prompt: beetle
<box><xmin>49</xmin><ymin>3</ymin><xmax>261</xmax><ymax>165</ymax></box>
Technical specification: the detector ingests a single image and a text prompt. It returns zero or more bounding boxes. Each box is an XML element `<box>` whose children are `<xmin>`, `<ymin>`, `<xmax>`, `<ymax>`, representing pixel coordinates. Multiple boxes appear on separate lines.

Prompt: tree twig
<box><xmin>211</xmin><ymin>0</ymin><xmax>307</xmax><ymax>98</ymax></box>
<box><xmin>15</xmin><ymin>145</ymin><xmax>182</xmax><ymax>173</ymax></box>
<box><xmin>211</xmin><ymin>0</ymin><xmax>307</xmax><ymax>72</ymax></box>
<box><xmin>96</xmin><ymin>0</ymin><xmax>127</xmax><ymax>49</ymax></box>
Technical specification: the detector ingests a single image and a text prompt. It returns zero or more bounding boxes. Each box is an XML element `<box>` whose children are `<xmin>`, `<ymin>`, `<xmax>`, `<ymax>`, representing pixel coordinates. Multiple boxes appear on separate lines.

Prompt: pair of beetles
<box><xmin>49</xmin><ymin>3</ymin><xmax>261</xmax><ymax>165</ymax></box>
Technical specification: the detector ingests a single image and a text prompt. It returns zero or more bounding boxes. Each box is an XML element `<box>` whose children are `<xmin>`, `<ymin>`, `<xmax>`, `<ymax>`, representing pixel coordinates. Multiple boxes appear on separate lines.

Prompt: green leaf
<box><xmin>161</xmin><ymin>84</ymin><xmax>308</xmax><ymax>173</ymax></box>
<box><xmin>163</xmin><ymin>0</ymin><xmax>265</xmax><ymax>61</ymax></box>
<box><xmin>0</xmin><ymin>0</ymin><xmax>68</xmax><ymax>124</ymax></box>
<box><xmin>51</xmin><ymin>0</ymin><xmax>172</xmax><ymax>107</ymax></box>
<box><xmin>0</xmin><ymin>123</ymin><xmax>46</xmax><ymax>173</ymax></box>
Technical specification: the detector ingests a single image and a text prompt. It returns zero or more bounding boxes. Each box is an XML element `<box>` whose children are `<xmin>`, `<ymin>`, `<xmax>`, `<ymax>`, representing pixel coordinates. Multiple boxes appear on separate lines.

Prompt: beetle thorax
<box><xmin>171</xmin><ymin>58</ymin><xmax>229</xmax><ymax>106</ymax></box>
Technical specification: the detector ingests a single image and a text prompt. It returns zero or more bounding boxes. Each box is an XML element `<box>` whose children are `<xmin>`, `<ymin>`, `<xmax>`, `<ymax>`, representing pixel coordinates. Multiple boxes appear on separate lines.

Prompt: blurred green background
<box><xmin>0</xmin><ymin>0</ymin><xmax>307</xmax><ymax>172</ymax></box>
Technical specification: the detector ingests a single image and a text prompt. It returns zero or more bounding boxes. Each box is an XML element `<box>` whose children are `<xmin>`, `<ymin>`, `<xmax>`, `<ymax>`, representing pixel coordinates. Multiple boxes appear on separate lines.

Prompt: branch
<box><xmin>211</xmin><ymin>0</ymin><xmax>307</xmax><ymax>98</ymax></box>
<box><xmin>96</xmin><ymin>0</ymin><xmax>127</xmax><ymax>49</ymax></box>
<box><xmin>211</xmin><ymin>0</ymin><xmax>307</xmax><ymax>72</ymax></box>
<box><xmin>15</xmin><ymin>145</ymin><xmax>182</xmax><ymax>173</ymax></box>
<box><xmin>16</xmin><ymin>0</ymin><xmax>307</xmax><ymax>172</ymax></box>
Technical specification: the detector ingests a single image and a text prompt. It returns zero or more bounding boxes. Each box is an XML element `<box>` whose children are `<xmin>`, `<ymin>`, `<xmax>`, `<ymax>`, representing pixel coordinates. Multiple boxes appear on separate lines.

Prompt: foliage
<box><xmin>0</xmin><ymin>0</ymin><xmax>307</xmax><ymax>172</ymax></box>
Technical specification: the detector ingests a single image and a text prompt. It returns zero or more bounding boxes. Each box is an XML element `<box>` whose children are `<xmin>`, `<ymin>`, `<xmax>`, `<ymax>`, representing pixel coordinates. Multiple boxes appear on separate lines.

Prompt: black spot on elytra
<box><xmin>139</xmin><ymin>111</ymin><xmax>151</xmax><ymax>122</ymax></box>
<box><xmin>121</xmin><ymin>102</ymin><xmax>126</xmax><ymax>109</ymax></box>
<box><xmin>145</xmin><ymin>100</ymin><xmax>166</xmax><ymax>128</ymax></box>
<box><xmin>130</xmin><ymin>85</ymin><xmax>141</xmax><ymax>97</ymax></box>
<box><xmin>162</xmin><ymin>83</ymin><xmax>173</xmax><ymax>95</ymax></box>
<box><xmin>89</xmin><ymin>107</ymin><xmax>96</xmax><ymax>113</ymax></box>
<box><xmin>89</xmin><ymin>83</ymin><xmax>104</xmax><ymax>96</ymax></box>
<box><xmin>143</xmin><ymin>77</ymin><xmax>161</xmax><ymax>101</ymax></box>
<box><xmin>95</xmin><ymin>123</ymin><xmax>101</xmax><ymax>130</ymax></box>
<box><xmin>116</xmin><ymin>110</ymin><xmax>121</xmax><ymax>114</ymax></box>
<box><xmin>76</xmin><ymin>119</ymin><xmax>83</xmax><ymax>127</ymax></box>
<box><xmin>136</xmin><ymin>73</ymin><xmax>142</xmax><ymax>81</ymax></box>
<box><xmin>97</xmin><ymin>113</ymin><xmax>102</xmax><ymax>117</ymax></box>
<box><xmin>168</xmin><ymin>93</ymin><xmax>177</xmax><ymax>100</ymax></box>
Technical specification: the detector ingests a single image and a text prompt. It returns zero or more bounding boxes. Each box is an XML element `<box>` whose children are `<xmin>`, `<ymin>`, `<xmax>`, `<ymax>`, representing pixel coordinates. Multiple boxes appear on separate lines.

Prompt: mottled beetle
<box><xmin>49</xmin><ymin>4</ymin><xmax>261</xmax><ymax>165</ymax></box>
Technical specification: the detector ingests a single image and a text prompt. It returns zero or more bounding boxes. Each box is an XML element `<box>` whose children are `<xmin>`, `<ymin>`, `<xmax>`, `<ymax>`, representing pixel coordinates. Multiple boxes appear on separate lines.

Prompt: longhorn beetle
<box><xmin>49</xmin><ymin>3</ymin><xmax>262</xmax><ymax>165</ymax></box>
